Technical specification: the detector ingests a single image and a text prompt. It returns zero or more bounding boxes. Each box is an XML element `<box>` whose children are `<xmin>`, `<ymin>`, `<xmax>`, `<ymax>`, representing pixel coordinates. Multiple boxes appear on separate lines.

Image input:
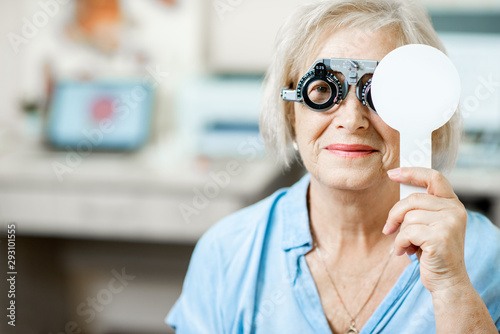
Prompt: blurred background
<box><xmin>0</xmin><ymin>0</ymin><xmax>499</xmax><ymax>333</ymax></box>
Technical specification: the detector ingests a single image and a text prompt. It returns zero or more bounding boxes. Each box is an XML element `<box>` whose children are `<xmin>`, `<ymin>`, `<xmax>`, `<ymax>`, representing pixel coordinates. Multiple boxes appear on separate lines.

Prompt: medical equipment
<box><xmin>371</xmin><ymin>44</ymin><xmax>461</xmax><ymax>199</ymax></box>
<box><xmin>281</xmin><ymin>58</ymin><xmax>378</xmax><ymax>112</ymax></box>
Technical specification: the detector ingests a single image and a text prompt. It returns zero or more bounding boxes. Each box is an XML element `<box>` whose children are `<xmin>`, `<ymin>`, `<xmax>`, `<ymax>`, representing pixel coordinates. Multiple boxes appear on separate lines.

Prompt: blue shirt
<box><xmin>166</xmin><ymin>173</ymin><xmax>500</xmax><ymax>333</ymax></box>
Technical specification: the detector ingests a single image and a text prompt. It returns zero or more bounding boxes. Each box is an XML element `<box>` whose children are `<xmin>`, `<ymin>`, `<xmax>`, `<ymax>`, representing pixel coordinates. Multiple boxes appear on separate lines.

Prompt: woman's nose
<box><xmin>331</xmin><ymin>86</ymin><xmax>370</xmax><ymax>132</ymax></box>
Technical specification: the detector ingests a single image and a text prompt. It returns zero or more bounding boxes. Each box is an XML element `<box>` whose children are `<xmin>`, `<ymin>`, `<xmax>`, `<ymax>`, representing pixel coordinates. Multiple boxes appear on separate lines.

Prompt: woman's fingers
<box><xmin>384</xmin><ymin>193</ymin><xmax>449</xmax><ymax>235</ymax></box>
<box><xmin>384</xmin><ymin>167</ymin><xmax>462</xmax><ymax>235</ymax></box>
<box><xmin>406</xmin><ymin>244</ymin><xmax>420</xmax><ymax>256</ymax></box>
<box><xmin>385</xmin><ymin>168</ymin><xmax>469</xmax><ymax>293</ymax></box>
<box><xmin>387</xmin><ymin>167</ymin><xmax>457</xmax><ymax>199</ymax></box>
<box><xmin>393</xmin><ymin>210</ymin><xmax>434</xmax><ymax>256</ymax></box>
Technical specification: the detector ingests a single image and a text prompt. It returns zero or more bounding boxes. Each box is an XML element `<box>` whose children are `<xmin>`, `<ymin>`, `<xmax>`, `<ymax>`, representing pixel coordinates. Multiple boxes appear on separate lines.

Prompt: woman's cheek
<box><xmin>373</xmin><ymin>119</ymin><xmax>400</xmax><ymax>167</ymax></box>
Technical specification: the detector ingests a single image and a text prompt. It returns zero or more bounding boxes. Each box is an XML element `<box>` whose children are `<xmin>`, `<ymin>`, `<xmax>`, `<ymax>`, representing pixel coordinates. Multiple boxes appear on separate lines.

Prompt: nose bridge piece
<box><xmin>347</xmin><ymin>61</ymin><xmax>359</xmax><ymax>86</ymax></box>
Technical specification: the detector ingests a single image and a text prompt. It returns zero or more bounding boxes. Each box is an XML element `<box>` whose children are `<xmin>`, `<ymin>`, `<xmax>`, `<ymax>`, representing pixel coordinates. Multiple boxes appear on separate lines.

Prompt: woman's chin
<box><xmin>314</xmin><ymin>166</ymin><xmax>388</xmax><ymax>191</ymax></box>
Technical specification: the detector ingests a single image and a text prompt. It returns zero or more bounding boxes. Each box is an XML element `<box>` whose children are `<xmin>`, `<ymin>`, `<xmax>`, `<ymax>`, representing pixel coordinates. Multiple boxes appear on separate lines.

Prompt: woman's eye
<box><xmin>308</xmin><ymin>81</ymin><xmax>331</xmax><ymax>104</ymax></box>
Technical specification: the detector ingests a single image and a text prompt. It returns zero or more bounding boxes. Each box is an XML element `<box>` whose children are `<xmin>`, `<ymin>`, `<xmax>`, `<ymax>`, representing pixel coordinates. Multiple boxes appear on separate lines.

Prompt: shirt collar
<box><xmin>280</xmin><ymin>173</ymin><xmax>420</xmax><ymax>262</ymax></box>
<box><xmin>281</xmin><ymin>173</ymin><xmax>313</xmax><ymax>251</ymax></box>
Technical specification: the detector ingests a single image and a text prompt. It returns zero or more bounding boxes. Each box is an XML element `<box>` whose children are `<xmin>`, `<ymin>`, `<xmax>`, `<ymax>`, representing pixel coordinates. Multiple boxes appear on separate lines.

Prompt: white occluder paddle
<box><xmin>371</xmin><ymin>44</ymin><xmax>461</xmax><ymax>199</ymax></box>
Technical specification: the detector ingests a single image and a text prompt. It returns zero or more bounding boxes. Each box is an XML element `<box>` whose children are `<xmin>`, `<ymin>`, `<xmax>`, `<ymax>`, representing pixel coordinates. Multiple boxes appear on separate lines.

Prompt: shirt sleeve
<box><xmin>165</xmin><ymin>232</ymin><xmax>224</xmax><ymax>333</ymax></box>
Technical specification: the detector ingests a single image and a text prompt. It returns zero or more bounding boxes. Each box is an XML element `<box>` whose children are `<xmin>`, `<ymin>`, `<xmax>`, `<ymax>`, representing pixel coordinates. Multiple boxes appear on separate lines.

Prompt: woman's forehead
<box><xmin>302</xmin><ymin>27</ymin><xmax>398</xmax><ymax>75</ymax></box>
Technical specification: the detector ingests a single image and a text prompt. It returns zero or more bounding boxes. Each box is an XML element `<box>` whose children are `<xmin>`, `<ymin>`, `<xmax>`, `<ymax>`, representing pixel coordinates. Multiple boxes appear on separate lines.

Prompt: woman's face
<box><xmin>293</xmin><ymin>27</ymin><xmax>400</xmax><ymax>191</ymax></box>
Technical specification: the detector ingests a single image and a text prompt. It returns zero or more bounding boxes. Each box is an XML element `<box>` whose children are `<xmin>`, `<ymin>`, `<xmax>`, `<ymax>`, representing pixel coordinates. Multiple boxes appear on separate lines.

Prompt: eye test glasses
<box><xmin>281</xmin><ymin>58</ymin><xmax>379</xmax><ymax>113</ymax></box>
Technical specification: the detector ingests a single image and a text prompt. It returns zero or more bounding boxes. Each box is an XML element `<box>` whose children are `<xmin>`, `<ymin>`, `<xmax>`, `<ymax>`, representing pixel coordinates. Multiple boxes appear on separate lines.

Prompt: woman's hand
<box><xmin>383</xmin><ymin>167</ymin><xmax>470</xmax><ymax>294</ymax></box>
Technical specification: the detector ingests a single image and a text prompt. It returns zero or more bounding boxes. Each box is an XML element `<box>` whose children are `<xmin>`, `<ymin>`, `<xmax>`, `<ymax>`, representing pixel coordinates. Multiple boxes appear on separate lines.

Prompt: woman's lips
<box><xmin>324</xmin><ymin>144</ymin><xmax>378</xmax><ymax>158</ymax></box>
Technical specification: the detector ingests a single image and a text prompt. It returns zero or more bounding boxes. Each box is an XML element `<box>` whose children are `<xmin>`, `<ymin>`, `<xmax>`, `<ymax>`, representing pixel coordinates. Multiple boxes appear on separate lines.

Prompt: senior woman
<box><xmin>166</xmin><ymin>0</ymin><xmax>500</xmax><ymax>333</ymax></box>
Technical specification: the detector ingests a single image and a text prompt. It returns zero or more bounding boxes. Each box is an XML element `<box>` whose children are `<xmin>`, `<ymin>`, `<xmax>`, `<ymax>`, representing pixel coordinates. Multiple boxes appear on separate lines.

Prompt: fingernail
<box><xmin>387</xmin><ymin>168</ymin><xmax>401</xmax><ymax>177</ymax></box>
<box><xmin>382</xmin><ymin>224</ymin><xmax>389</xmax><ymax>234</ymax></box>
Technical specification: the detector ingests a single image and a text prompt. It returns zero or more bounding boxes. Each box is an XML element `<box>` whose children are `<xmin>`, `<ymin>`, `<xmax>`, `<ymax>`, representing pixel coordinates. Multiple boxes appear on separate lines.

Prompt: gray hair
<box><xmin>260</xmin><ymin>0</ymin><xmax>462</xmax><ymax>174</ymax></box>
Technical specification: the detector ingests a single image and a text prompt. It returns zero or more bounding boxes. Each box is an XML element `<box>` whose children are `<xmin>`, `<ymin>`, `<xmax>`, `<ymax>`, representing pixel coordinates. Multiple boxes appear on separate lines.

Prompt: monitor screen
<box><xmin>47</xmin><ymin>80</ymin><xmax>154</xmax><ymax>150</ymax></box>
